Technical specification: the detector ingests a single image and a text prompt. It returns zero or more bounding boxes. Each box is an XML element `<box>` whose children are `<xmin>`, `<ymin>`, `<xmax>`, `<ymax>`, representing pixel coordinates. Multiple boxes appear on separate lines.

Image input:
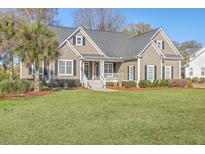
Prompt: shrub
<box><xmin>50</xmin><ymin>79</ymin><xmax>81</xmax><ymax>88</ymax></box>
<box><xmin>106</xmin><ymin>82</ymin><xmax>115</xmax><ymax>86</ymax></box>
<box><xmin>0</xmin><ymin>80</ymin><xmax>34</xmax><ymax>94</ymax></box>
<box><xmin>158</xmin><ymin>79</ymin><xmax>170</xmax><ymax>87</ymax></box>
<box><xmin>169</xmin><ymin>79</ymin><xmax>187</xmax><ymax>88</ymax></box>
<box><xmin>0</xmin><ymin>80</ymin><xmax>17</xmax><ymax>94</ymax></box>
<box><xmin>139</xmin><ymin>80</ymin><xmax>152</xmax><ymax>88</ymax></box>
<box><xmin>16</xmin><ymin>80</ymin><xmax>31</xmax><ymax>93</ymax></box>
<box><xmin>199</xmin><ymin>77</ymin><xmax>205</xmax><ymax>83</ymax></box>
<box><xmin>186</xmin><ymin>78</ymin><xmax>193</xmax><ymax>88</ymax></box>
<box><xmin>192</xmin><ymin>77</ymin><xmax>199</xmax><ymax>83</ymax></box>
<box><xmin>0</xmin><ymin>72</ymin><xmax>9</xmax><ymax>81</ymax></box>
<box><xmin>152</xmin><ymin>80</ymin><xmax>160</xmax><ymax>87</ymax></box>
<box><xmin>67</xmin><ymin>79</ymin><xmax>81</xmax><ymax>87</ymax></box>
<box><xmin>122</xmin><ymin>81</ymin><xmax>136</xmax><ymax>88</ymax></box>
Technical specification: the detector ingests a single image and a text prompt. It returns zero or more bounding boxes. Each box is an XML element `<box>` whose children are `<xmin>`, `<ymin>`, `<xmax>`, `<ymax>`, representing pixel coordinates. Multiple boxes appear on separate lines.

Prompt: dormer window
<box><xmin>76</xmin><ymin>36</ymin><xmax>83</xmax><ymax>46</ymax></box>
<box><xmin>156</xmin><ymin>40</ymin><xmax>164</xmax><ymax>50</ymax></box>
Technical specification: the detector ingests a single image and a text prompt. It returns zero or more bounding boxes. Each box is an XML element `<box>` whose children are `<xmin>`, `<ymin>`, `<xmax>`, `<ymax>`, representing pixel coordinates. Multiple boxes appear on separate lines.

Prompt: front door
<box><xmin>84</xmin><ymin>62</ymin><xmax>89</xmax><ymax>79</ymax></box>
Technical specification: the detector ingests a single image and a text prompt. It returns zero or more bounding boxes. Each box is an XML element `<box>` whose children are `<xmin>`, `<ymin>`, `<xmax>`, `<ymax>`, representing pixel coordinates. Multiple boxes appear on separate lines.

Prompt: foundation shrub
<box><xmin>122</xmin><ymin>81</ymin><xmax>136</xmax><ymax>88</ymax></box>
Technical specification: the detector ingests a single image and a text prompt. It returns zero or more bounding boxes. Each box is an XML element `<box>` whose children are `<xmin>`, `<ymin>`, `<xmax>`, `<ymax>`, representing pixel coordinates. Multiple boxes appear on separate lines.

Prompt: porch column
<box><xmin>137</xmin><ymin>58</ymin><xmax>140</xmax><ymax>84</ymax></box>
<box><xmin>80</xmin><ymin>60</ymin><xmax>84</xmax><ymax>82</ymax></box>
<box><xmin>100</xmin><ymin>60</ymin><xmax>104</xmax><ymax>75</ymax></box>
<box><xmin>92</xmin><ymin>61</ymin><xmax>95</xmax><ymax>80</ymax></box>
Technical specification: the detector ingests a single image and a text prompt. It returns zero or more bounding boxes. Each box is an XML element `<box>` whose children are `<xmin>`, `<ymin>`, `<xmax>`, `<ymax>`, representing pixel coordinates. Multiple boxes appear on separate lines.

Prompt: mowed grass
<box><xmin>0</xmin><ymin>89</ymin><xmax>205</xmax><ymax>144</ymax></box>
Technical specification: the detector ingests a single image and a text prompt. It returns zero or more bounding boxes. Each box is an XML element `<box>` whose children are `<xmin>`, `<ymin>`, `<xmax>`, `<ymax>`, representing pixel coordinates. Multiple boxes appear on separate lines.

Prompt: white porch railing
<box><xmin>104</xmin><ymin>73</ymin><xmax>123</xmax><ymax>82</ymax></box>
<box><xmin>100</xmin><ymin>73</ymin><xmax>106</xmax><ymax>88</ymax></box>
<box><xmin>82</xmin><ymin>73</ymin><xmax>89</xmax><ymax>88</ymax></box>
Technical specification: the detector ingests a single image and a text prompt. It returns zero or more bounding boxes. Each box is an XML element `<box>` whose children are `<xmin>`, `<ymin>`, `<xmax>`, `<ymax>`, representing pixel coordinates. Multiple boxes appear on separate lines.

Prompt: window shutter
<box><xmin>127</xmin><ymin>66</ymin><xmax>129</xmax><ymax>80</ymax></box>
<box><xmin>154</xmin><ymin>66</ymin><xmax>157</xmax><ymax>80</ymax></box>
<box><xmin>83</xmin><ymin>37</ymin><xmax>86</xmax><ymax>45</ymax></box>
<box><xmin>162</xmin><ymin>41</ymin><xmax>165</xmax><ymax>50</ymax></box>
<box><xmin>55</xmin><ymin>60</ymin><xmax>58</xmax><ymax>76</ymax></box>
<box><xmin>133</xmin><ymin>66</ymin><xmax>135</xmax><ymax>80</ymax></box>
<box><xmin>28</xmin><ymin>64</ymin><xmax>32</xmax><ymax>75</ymax></box>
<box><xmin>113</xmin><ymin>63</ymin><xmax>116</xmax><ymax>73</ymax></box>
<box><xmin>73</xmin><ymin>36</ymin><xmax>76</xmax><ymax>45</ymax></box>
<box><xmin>44</xmin><ymin>65</ymin><xmax>47</xmax><ymax>75</ymax></box>
<box><xmin>145</xmin><ymin>65</ymin><xmax>147</xmax><ymax>80</ymax></box>
<box><xmin>171</xmin><ymin>66</ymin><xmax>174</xmax><ymax>79</ymax></box>
<box><xmin>162</xmin><ymin>66</ymin><xmax>165</xmax><ymax>79</ymax></box>
<box><xmin>73</xmin><ymin>60</ymin><xmax>77</xmax><ymax>76</ymax></box>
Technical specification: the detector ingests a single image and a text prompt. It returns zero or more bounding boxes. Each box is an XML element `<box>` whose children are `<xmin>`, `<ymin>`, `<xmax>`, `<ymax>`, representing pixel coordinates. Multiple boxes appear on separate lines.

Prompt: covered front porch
<box><xmin>79</xmin><ymin>57</ymin><xmax>123</xmax><ymax>88</ymax></box>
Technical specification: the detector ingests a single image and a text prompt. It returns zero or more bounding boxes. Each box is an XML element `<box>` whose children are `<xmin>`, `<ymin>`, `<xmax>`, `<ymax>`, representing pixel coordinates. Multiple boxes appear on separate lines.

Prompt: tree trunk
<box><xmin>9</xmin><ymin>53</ymin><xmax>14</xmax><ymax>80</ymax></box>
<box><xmin>34</xmin><ymin>67</ymin><xmax>40</xmax><ymax>92</ymax></box>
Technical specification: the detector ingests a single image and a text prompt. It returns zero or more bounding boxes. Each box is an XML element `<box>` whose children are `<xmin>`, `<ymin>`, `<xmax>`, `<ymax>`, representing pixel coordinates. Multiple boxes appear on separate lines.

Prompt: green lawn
<box><xmin>0</xmin><ymin>89</ymin><xmax>205</xmax><ymax>144</ymax></box>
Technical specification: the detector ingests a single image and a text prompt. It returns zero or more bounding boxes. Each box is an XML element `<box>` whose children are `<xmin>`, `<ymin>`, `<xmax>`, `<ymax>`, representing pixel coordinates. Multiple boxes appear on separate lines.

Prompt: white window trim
<box><xmin>104</xmin><ymin>63</ymin><xmax>113</xmax><ymax>77</ymax></box>
<box><xmin>165</xmin><ymin>66</ymin><xmax>172</xmax><ymax>79</ymax></box>
<box><xmin>58</xmin><ymin>59</ymin><xmax>73</xmax><ymax>76</ymax></box>
<box><xmin>147</xmin><ymin>65</ymin><xmax>155</xmax><ymax>81</ymax></box>
<box><xmin>201</xmin><ymin>67</ymin><xmax>205</xmax><ymax>76</ymax></box>
<box><xmin>156</xmin><ymin>40</ymin><xmax>163</xmax><ymax>50</ymax></box>
<box><xmin>29</xmin><ymin>61</ymin><xmax>44</xmax><ymax>75</ymax></box>
<box><xmin>39</xmin><ymin>61</ymin><xmax>44</xmax><ymax>75</ymax></box>
<box><xmin>76</xmin><ymin>36</ymin><xmax>83</xmax><ymax>46</ymax></box>
<box><xmin>189</xmin><ymin>68</ymin><xmax>193</xmax><ymax>76</ymax></box>
<box><xmin>128</xmin><ymin>66</ymin><xmax>134</xmax><ymax>80</ymax></box>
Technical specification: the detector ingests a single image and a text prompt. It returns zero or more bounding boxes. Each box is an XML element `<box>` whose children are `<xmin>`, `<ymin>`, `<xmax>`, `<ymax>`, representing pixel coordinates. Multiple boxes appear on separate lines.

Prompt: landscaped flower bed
<box><xmin>107</xmin><ymin>86</ymin><xmax>186</xmax><ymax>91</ymax></box>
<box><xmin>107</xmin><ymin>79</ymin><xmax>193</xmax><ymax>90</ymax></box>
<box><xmin>0</xmin><ymin>89</ymin><xmax>51</xmax><ymax>99</ymax></box>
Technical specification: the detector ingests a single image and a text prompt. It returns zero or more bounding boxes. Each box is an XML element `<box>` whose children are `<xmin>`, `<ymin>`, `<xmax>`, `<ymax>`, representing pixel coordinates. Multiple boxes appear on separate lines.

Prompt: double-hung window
<box><xmin>58</xmin><ymin>60</ymin><xmax>73</xmax><ymax>75</ymax></box>
<box><xmin>76</xmin><ymin>36</ymin><xmax>83</xmax><ymax>46</ymax></box>
<box><xmin>147</xmin><ymin>65</ymin><xmax>155</xmax><ymax>81</ymax></box>
<box><xmin>165</xmin><ymin>66</ymin><xmax>172</xmax><ymax>79</ymax></box>
<box><xmin>189</xmin><ymin>68</ymin><xmax>193</xmax><ymax>76</ymax></box>
<box><xmin>28</xmin><ymin>61</ymin><xmax>44</xmax><ymax>75</ymax></box>
<box><xmin>104</xmin><ymin>63</ymin><xmax>113</xmax><ymax>77</ymax></box>
<box><xmin>156</xmin><ymin>40</ymin><xmax>163</xmax><ymax>50</ymax></box>
<box><xmin>201</xmin><ymin>67</ymin><xmax>205</xmax><ymax>76</ymax></box>
<box><xmin>128</xmin><ymin>66</ymin><xmax>134</xmax><ymax>80</ymax></box>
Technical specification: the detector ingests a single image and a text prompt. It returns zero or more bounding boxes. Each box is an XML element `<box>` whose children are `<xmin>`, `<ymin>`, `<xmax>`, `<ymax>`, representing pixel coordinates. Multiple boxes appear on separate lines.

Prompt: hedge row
<box><xmin>122</xmin><ymin>81</ymin><xmax>136</xmax><ymax>88</ymax></box>
<box><xmin>139</xmin><ymin>79</ymin><xmax>170</xmax><ymax>88</ymax></box>
<box><xmin>139</xmin><ymin>79</ymin><xmax>192</xmax><ymax>88</ymax></box>
<box><xmin>49</xmin><ymin>79</ymin><xmax>81</xmax><ymax>88</ymax></box>
<box><xmin>190</xmin><ymin>77</ymin><xmax>205</xmax><ymax>83</ymax></box>
<box><xmin>0</xmin><ymin>80</ymin><xmax>43</xmax><ymax>94</ymax></box>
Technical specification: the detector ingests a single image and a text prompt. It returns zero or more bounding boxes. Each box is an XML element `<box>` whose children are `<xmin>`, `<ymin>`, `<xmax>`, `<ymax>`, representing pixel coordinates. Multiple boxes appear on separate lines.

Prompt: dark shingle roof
<box><xmin>188</xmin><ymin>47</ymin><xmax>202</xmax><ymax>56</ymax></box>
<box><xmin>48</xmin><ymin>25</ymin><xmax>160</xmax><ymax>58</ymax></box>
<box><xmin>48</xmin><ymin>25</ymin><xmax>76</xmax><ymax>43</ymax></box>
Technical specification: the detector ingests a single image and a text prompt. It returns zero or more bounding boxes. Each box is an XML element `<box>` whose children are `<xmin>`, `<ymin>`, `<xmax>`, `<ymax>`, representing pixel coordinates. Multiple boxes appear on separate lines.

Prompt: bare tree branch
<box><xmin>72</xmin><ymin>9</ymin><xmax>126</xmax><ymax>32</ymax></box>
<box><xmin>16</xmin><ymin>8</ymin><xmax>60</xmax><ymax>25</ymax></box>
<box><xmin>122</xmin><ymin>22</ymin><xmax>152</xmax><ymax>37</ymax></box>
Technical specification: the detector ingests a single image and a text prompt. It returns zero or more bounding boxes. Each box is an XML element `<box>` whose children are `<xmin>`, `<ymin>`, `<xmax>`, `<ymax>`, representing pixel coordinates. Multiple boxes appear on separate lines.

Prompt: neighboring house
<box><xmin>184</xmin><ymin>47</ymin><xmax>205</xmax><ymax>78</ymax></box>
<box><xmin>20</xmin><ymin>26</ymin><xmax>183</xmax><ymax>88</ymax></box>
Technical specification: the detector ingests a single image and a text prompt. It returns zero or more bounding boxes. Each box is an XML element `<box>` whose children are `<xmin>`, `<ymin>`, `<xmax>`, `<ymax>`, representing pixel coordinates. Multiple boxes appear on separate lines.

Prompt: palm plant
<box><xmin>19</xmin><ymin>22</ymin><xmax>58</xmax><ymax>92</ymax></box>
<box><xmin>0</xmin><ymin>11</ymin><xmax>21</xmax><ymax>80</ymax></box>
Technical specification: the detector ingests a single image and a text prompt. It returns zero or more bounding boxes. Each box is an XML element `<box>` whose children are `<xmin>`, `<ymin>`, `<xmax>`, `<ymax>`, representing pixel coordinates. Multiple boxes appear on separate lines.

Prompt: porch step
<box><xmin>88</xmin><ymin>80</ymin><xmax>104</xmax><ymax>89</ymax></box>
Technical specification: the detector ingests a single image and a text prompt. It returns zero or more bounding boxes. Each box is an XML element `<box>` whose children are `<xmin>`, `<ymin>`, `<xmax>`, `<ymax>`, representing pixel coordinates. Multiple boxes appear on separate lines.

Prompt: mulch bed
<box><xmin>107</xmin><ymin>86</ymin><xmax>186</xmax><ymax>91</ymax></box>
<box><xmin>0</xmin><ymin>89</ymin><xmax>51</xmax><ymax>100</ymax></box>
